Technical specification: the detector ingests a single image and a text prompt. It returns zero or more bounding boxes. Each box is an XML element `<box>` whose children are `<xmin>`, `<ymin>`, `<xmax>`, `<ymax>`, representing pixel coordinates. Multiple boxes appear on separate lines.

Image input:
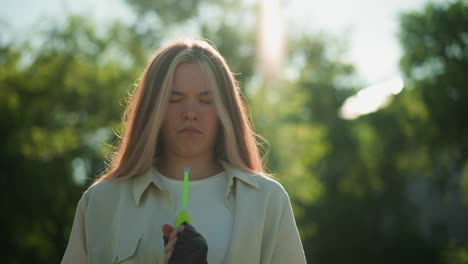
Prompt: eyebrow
<box><xmin>171</xmin><ymin>90</ymin><xmax>212</xmax><ymax>96</ymax></box>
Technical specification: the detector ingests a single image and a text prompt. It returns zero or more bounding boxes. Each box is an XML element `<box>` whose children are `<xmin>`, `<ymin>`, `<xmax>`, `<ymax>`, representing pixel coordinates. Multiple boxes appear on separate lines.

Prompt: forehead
<box><xmin>172</xmin><ymin>63</ymin><xmax>212</xmax><ymax>92</ymax></box>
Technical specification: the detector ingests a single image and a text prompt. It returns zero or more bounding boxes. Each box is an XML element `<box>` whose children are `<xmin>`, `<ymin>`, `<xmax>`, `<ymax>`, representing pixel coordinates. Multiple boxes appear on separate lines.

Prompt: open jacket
<box><xmin>62</xmin><ymin>161</ymin><xmax>307</xmax><ymax>263</ymax></box>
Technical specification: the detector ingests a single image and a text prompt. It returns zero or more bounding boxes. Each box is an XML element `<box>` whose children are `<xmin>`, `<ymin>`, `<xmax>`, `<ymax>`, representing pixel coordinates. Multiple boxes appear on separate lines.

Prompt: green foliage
<box><xmin>397</xmin><ymin>0</ymin><xmax>468</xmax><ymax>227</ymax></box>
<box><xmin>443</xmin><ymin>242</ymin><xmax>468</xmax><ymax>264</ymax></box>
<box><xmin>0</xmin><ymin>16</ymin><xmax>150</xmax><ymax>263</ymax></box>
<box><xmin>124</xmin><ymin>0</ymin><xmax>243</xmax><ymax>25</ymax></box>
<box><xmin>399</xmin><ymin>0</ymin><xmax>468</xmax><ymax>148</ymax></box>
<box><xmin>253</xmin><ymin>1</ymin><xmax>468</xmax><ymax>263</ymax></box>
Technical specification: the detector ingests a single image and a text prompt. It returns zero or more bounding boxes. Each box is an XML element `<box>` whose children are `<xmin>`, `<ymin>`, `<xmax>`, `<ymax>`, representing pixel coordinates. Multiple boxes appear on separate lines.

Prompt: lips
<box><xmin>179</xmin><ymin>127</ymin><xmax>202</xmax><ymax>134</ymax></box>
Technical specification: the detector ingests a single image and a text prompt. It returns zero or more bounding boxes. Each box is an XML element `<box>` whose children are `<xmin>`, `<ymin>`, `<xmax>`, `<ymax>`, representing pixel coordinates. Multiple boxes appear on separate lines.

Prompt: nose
<box><xmin>182</xmin><ymin>100</ymin><xmax>199</xmax><ymax>121</ymax></box>
<box><xmin>183</xmin><ymin>111</ymin><xmax>199</xmax><ymax>121</ymax></box>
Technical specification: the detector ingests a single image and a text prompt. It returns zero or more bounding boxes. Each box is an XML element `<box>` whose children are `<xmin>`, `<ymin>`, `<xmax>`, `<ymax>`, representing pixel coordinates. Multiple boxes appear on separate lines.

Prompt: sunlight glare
<box><xmin>258</xmin><ymin>0</ymin><xmax>284</xmax><ymax>84</ymax></box>
<box><xmin>340</xmin><ymin>77</ymin><xmax>404</xmax><ymax>119</ymax></box>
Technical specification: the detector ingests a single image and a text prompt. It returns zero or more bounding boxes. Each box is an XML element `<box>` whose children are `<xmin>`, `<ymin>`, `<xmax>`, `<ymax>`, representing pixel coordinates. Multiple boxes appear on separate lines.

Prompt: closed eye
<box><xmin>169</xmin><ymin>98</ymin><xmax>182</xmax><ymax>103</ymax></box>
<box><xmin>200</xmin><ymin>99</ymin><xmax>213</xmax><ymax>104</ymax></box>
<box><xmin>199</xmin><ymin>95</ymin><xmax>213</xmax><ymax>104</ymax></box>
<box><xmin>169</xmin><ymin>94</ymin><xmax>183</xmax><ymax>103</ymax></box>
<box><xmin>168</xmin><ymin>90</ymin><xmax>213</xmax><ymax>104</ymax></box>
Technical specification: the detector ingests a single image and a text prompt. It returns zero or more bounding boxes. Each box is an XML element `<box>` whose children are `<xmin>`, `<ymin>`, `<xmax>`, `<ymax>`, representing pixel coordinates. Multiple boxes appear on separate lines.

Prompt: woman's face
<box><xmin>160</xmin><ymin>63</ymin><xmax>219</xmax><ymax>159</ymax></box>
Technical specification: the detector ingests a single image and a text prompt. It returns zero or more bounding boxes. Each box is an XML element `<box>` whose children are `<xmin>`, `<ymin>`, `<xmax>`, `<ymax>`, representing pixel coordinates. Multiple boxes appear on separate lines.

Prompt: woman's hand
<box><xmin>162</xmin><ymin>224</ymin><xmax>185</xmax><ymax>264</ymax></box>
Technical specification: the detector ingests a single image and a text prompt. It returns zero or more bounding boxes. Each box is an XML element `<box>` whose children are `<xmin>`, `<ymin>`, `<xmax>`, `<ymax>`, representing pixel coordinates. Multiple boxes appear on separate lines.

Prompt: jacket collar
<box><xmin>132</xmin><ymin>160</ymin><xmax>260</xmax><ymax>206</ymax></box>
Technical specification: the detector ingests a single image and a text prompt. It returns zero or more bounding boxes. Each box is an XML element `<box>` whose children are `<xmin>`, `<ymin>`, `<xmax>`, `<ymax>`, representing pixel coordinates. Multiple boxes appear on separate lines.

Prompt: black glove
<box><xmin>163</xmin><ymin>222</ymin><xmax>208</xmax><ymax>264</ymax></box>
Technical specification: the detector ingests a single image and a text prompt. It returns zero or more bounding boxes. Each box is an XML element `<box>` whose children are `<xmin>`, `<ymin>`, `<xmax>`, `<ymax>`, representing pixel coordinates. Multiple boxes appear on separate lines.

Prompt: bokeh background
<box><xmin>1</xmin><ymin>0</ymin><xmax>468</xmax><ymax>263</ymax></box>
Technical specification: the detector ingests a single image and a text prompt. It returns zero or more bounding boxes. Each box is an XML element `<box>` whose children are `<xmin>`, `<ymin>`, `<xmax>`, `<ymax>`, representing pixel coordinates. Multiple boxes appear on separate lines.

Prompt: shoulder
<box><xmin>237</xmin><ymin>169</ymin><xmax>290</xmax><ymax>204</ymax></box>
<box><xmin>247</xmin><ymin>172</ymin><xmax>293</xmax><ymax>221</ymax></box>
<box><xmin>79</xmin><ymin>178</ymin><xmax>130</xmax><ymax>209</ymax></box>
<box><xmin>253</xmin><ymin>173</ymin><xmax>287</xmax><ymax>194</ymax></box>
<box><xmin>220</xmin><ymin>160</ymin><xmax>285</xmax><ymax>192</ymax></box>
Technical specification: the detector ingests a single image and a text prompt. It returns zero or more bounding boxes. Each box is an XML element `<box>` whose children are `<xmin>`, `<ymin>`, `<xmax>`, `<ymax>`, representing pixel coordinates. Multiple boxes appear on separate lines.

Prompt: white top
<box><xmin>157</xmin><ymin>169</ymin><xmax>233</xmax><ymax>264</ymax></box>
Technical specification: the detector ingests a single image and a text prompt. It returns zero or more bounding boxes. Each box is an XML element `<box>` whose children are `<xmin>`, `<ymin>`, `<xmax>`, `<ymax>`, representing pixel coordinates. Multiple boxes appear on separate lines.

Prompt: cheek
<box><xmin>165</xmin><ymin>106</ymin><xmax>180</xmax><ymax>123</ymax></box>
<box><xmin>161</xmin><ymin>114</ymin><xmax>177</xmax><ymax>138</ymax></box>
<box><xmin>166</xmin><ymin>106</ymin><xmax>179</xmax><ymax>120</ymax></box>
<box><xmin>205</xmin><ymin>112</ymin><xmax>219</xmax><ymax>137</ymax></box>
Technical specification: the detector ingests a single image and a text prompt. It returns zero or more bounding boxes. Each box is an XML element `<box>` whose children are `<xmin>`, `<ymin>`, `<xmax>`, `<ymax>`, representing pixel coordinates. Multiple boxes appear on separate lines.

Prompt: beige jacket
<box><xmin>62</xmin><ymin>161</ymin><xmax>307</xmax><ymax>263</ymax></box>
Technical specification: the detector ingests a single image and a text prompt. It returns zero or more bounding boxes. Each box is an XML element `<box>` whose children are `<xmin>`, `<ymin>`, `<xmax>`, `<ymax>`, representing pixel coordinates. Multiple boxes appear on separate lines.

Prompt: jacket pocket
<box><xmin>113</xmin><ymin>232</ymin><xmax>143</xmax><ymax>263</ymax></box>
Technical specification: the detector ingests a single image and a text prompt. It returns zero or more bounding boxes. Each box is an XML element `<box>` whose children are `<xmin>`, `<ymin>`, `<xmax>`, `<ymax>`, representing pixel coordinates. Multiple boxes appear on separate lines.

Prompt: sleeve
<box><xmin>61</xmin><ymin>196</ymin><xmax>89</xmax><ymax>264</ymax></box>
<box><xmin>271</xmin><ymin>191</ymin><xmax>307</xmax><ymax>264</ymax></box>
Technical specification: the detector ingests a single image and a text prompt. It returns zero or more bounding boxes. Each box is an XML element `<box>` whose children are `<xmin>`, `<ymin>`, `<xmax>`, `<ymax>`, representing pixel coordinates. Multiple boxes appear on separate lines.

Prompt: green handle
<box><xmin>174</xmin><ymin>168</ymin><xmax>191</xmax><ymax>228</ymax></box>
<box><xmin>182</xmin><ymin>168</ymin><xmax>189</xmax><ymax>208</ymax></box>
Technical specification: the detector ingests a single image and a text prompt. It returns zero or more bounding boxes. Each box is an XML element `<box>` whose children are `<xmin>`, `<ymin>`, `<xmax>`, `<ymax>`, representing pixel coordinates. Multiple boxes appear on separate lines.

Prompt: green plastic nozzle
<box><xmin>174</xmin><ymin>168</ymin><xmax>191</xmax><ymax>228</ymax></box>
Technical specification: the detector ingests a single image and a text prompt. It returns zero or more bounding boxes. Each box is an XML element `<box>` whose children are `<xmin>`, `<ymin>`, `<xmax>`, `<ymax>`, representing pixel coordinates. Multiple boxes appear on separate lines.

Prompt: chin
<box><xmin>177</xmin><ymin>147</ymin><xmax>207</xmax><ymax>158</ymax></box>
<box><xmin>170</xmin><ymin>142</ymin><xmax>215</xmax><ymax>158</ymax></box>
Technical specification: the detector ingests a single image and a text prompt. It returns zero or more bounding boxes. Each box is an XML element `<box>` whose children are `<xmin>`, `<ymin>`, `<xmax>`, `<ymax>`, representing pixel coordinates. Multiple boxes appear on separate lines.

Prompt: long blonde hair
<box><xmin>95</xmin><ymin>39</ymin><xmax>268</xmax><ymax>183</ymax></box>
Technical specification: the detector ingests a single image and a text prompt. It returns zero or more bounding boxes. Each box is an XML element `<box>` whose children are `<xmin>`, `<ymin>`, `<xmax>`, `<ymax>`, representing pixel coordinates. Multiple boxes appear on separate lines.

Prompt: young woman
<box><xmin>62</xmin><ymin>39</ymin><xmax>307</xmax><ymax>263</ymax></box>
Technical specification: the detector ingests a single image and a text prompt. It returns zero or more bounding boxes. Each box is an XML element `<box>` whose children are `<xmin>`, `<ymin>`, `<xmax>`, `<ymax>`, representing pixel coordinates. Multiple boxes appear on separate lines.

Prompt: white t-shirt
<box><xmin>157</xmin><ymin>169</ymin><xmax>233</xmax><ymax>263</ymax></box>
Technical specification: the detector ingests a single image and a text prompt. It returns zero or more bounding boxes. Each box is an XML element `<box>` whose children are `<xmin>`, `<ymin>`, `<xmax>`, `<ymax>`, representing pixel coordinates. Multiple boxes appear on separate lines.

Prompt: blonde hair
<box><xmin>95</xmin><ymin>39</ymin><xmax>268</xmax><ymax>183</ymax></box>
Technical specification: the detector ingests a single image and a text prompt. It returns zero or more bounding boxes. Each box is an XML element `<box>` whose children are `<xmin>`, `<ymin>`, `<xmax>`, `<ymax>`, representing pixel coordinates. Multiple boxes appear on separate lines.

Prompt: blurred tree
<box><xmin>397</xmin><ymin>1</ymin><xmax>468</xmax><ymax>262</ymax></box>
<box><xmin>296</xmin><ymin>1</ymin><xmax>468</xmax><ymax>263</ymax></box>
<box><xmin>300</xmin><ymin>1</ymin><xmax>468</xmax><ymax>262</ymax></box>
<box><xmin>0</xmin><ymin>16</ymin><xmax>152</xmax><ymax>263</ymax></box>
<box><xmin>285</xmin><ymin>35</ymin><xmax>424</xmax><ymax>264</ymax></box>
<box><xmin>251</xmin><ymin>0</ymin><xmax>468</xmax><ymax>263</ymax></box>
<box><xmin>124</xmin><ymin>0</ymin><xmax>244</xmax><ymax>25</ymax></box>
<box><xmin>399</xmin><ymin>0</ymin><xmax>468</xmax><ymax>194</ymax></box>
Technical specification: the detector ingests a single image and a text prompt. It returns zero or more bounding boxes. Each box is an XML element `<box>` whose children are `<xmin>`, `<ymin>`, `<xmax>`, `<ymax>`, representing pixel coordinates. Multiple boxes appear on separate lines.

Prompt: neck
<box><xmin>156</xmin><ymin>154</ymin><xmax>223</xmax><ymax>181</ymax></box>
